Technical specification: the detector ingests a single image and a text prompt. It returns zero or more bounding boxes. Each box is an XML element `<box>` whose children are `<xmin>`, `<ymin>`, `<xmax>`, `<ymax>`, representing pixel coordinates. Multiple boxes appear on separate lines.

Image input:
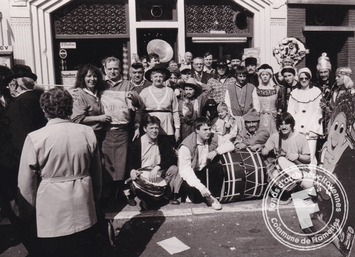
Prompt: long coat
<box><xmin>18</xmin><ymin>119</ymin><xmax>101</xmax><ymax>238</ymax></box>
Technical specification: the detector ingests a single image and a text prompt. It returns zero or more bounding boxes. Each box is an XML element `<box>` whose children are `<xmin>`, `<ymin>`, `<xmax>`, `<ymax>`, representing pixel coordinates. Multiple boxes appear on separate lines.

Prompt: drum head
<box><xmin>132</xmin><ymin>171</ymin><xmax>167</xmax><ymax>199</ymax></box>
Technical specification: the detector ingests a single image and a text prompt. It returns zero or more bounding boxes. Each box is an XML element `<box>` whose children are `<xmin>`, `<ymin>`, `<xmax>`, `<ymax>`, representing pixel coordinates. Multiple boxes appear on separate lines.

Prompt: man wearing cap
<box><xmin>244</xmin><ymin>57</ymin><xmax>259</xmax><ymax>86</ymax></box>
<box><xmin>180</xmin><ymin>68</ymin><xmax>192</xmax><ymax>82</ymax></box>
<box><xmin>231</xmin><ymin>54</ymin><xmax>242</xmax><ymax>70</ymax></box>
<box><xmin>178</xmin><ymin>77</ymin><xmax>211</xmax><ymax>140</ymax></box>
<box><xmin>235</xmin><ymin>109</ymin><xmax>270</xmax><ymax>151</ymax></box>
<box><xmin>3</xmin><ymin>64</ymin><xmax>47</xmax><ymax>234</ymax></box>
<box><xmin>316</xmin><ymin>53</ymin><xmax>335</xmax><ymax>100</ymax></box>
<box><xmin>315</xmin><ymin>53</ymin><xmax>335</xmax><ymax>147</ymax></box>
<box><xmin>100</xmin><ymin>56</ymin><xmax>142</xmax><ymax>205</ymax></box>
<box><xmin>4</xmin><ymin>65</ymin><xmax>47</xmax><ymax>158</ymax></box>
<box><xmin>207</xmin><ymin>59</ymin><xmax>236</xmax><ymax>104</ymax></box>
<box><xmin>277</xmin><ymin>66</ymin><xmax>298</xmax><ymax>113</ymax></box>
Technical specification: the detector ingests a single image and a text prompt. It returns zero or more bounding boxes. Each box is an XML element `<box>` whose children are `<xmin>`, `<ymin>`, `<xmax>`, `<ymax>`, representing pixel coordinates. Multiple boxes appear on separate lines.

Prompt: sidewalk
<box><xmin>104</xmin><ymin>197</ymin><xmax>293</xmax><ymax>221</ymax></box>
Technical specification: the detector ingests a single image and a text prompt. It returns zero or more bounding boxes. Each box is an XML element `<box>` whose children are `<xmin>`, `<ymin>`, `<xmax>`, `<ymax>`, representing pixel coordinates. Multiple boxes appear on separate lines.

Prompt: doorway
<box><xmin>53</xmin><ymin>38</ymin><xmax>127</xmax><ymax>84</ymax></box>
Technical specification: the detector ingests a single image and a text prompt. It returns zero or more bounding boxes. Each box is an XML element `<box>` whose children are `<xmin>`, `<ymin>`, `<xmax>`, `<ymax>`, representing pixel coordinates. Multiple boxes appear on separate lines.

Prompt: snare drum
<box><xmin>131</xmin><ymin>171</ymin><xmax>167</xmax><ymax>200</ymax></box>
<box><xmin>219</xmin><ymin>149</ymin><xmax>267</xmax><ymax>203</ymax></box>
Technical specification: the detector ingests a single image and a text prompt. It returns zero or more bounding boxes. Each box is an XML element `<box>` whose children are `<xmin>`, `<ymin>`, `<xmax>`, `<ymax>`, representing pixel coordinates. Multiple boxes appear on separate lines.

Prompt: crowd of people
<box><xmin>0</xmin><ymin>48</ymin><xmax>354</xmax><ymax>256</ymax></box>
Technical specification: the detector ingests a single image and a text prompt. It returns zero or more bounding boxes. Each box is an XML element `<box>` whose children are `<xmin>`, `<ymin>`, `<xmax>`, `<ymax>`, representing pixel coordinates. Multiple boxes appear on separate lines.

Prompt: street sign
<box><xmin>59</xmin><ymin>49</ymin><xmax>67</xmax><ymax>59</ymax></box>
<box><xmin>60</xmin><ymin>42</ymin><xmax>76</xmax><ymax>49</ymax></box>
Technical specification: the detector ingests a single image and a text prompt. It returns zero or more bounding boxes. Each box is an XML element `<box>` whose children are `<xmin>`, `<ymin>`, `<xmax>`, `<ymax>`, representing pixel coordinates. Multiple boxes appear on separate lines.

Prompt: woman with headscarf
<box><xmin>287</xmin><ymin>67</ymin><xmax>323</xmax><ymax>165</ymax></box>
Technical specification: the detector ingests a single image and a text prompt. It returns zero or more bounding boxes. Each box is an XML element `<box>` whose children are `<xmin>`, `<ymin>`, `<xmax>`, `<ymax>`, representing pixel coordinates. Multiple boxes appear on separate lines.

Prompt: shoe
<box><xmin>127</xmin><ymin>197</ymin><xmax>137</xmax><ymax>206</ymax></box>
<box><xmin>139</xmin><ymin>200</ymin><xmax>149</xmax><ymax>211</ymax></box>
<box><xmin>169</xmin><ymin>193</ymin><xmax>180</xmax><ymax>205</ymax></box>
<box><xmin>205</xmin><ymin>196</ymin><xmax>222</xmax><ymax>210</ymax></box>
<box><xmin>124</xmin><ymin>190</ymin><xmax>137</xmax><ymax>206</ymax></box>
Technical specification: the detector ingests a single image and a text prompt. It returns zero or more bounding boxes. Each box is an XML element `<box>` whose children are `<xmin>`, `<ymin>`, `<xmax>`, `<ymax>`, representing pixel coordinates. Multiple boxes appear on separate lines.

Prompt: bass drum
<box><xmin>131</xmin><ymin>171</ymin><xmax>167</xmax><ymax>200</ymax></box>
<box><xmin>219</xmin><ymin>149</ymin><xmax>267</xmax><ymax>203</ymax></box>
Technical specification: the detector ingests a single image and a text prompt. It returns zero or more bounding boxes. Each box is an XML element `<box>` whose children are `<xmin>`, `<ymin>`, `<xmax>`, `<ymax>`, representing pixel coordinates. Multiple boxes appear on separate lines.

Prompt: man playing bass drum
<box><xmin>261</xmin><ymin>112</ymin><xmax>312</xmax><ymax>190</ymax></box>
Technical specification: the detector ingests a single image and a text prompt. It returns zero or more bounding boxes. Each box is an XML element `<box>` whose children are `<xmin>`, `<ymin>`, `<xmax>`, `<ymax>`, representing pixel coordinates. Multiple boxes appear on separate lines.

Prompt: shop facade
<box><xmin>0</xmin><ymin>0</ymin><xmax>288</xmax><ymax>85</ymax></box>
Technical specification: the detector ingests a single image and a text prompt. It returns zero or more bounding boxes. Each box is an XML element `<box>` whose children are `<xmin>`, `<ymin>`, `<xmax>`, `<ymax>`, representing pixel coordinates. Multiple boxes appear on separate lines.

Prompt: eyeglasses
<box><xmin>299</xmin><ymin>77</ymin><xmax>310</xmax><ymax>81</ymax></box>
<box><xmin>7</xmin><ymin>82</ymin><xmax>17</xmax><ymax>89</ymax></box>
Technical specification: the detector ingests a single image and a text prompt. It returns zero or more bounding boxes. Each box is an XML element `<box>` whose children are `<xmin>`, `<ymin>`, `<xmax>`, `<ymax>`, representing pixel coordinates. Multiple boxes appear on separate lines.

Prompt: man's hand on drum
<box><xmin>207</xmin><ymin>150</ymin><xmax>218</xmax><ymax>160</ymax></box>
<box><xmin>286</xmin><ymin>153</ymin><xmax>298</xmax><ymax>162</ymax></box>
<box><xmin>149</xmin><ymin>166</ymin><xmax>160</xmax><ymax>183</ymax></box>
<box><xmin>250</xmin><ymin>144</ymin><xmax>262</xmax><ymax>152</ymax></box>
<box><xmin>130</xmin><ymin>169</ymin><xmax>142</xmax><ymax>180</ymax></box>
<box><xmin>235</xmin><ymin>142</ymin><xmax>247</xmax><ymax>150</ymax></box>
<box><xmin>200</xmin><ymin>187</ymin><xmax>211</xmax><ymax>198</ymax></box>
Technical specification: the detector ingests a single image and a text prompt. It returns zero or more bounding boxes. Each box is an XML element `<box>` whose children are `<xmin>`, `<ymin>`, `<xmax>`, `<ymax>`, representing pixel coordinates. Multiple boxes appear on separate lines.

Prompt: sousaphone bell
<box><xmin>147</xmin><ymin>39</ymin><xmax>174</xmax><ymax>63</ymax></box>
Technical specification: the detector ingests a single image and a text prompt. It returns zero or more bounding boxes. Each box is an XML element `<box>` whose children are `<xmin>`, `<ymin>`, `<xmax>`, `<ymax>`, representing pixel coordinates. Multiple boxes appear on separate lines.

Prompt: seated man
<box><xmin>261</xmin><ymin>112</ymin><xmax>311</xmax><ymax>190</ymax></box>
<box><xmin>235</xmin><ymin>109</ymin><xmax>269</xmax><ymax>151</ymax></box>
<box><xmin>178</xmin><ymin>117</ymin><xmax>235</xmax><ymax>210</ymax></box>
<box><xmin>127</xmin><ymin>116</ymin><xmax>182</xmax><ymax>210</ymax></box>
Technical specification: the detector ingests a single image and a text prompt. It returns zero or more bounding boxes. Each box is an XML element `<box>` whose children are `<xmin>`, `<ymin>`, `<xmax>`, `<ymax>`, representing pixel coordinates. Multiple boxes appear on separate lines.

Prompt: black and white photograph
<box><xmin>0</xmin><ymin>0</ymin><xmax>354</xmax><ymax>256</ymax></box>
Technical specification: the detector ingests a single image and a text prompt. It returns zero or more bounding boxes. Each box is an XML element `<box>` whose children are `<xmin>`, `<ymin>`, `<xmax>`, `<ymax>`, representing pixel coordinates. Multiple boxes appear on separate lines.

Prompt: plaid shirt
<box><xmin>208</xmin><ymin>77</ymin><xmax>237</xmax><ymax>104</ymax></box>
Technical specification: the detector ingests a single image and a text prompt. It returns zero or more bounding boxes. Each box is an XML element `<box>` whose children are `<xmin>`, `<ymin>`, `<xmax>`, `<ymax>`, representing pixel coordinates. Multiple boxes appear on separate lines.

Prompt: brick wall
<box><xmin>287</xmin><ymin>5</ymin><xmax>306</xmax><ymax>67</ymax></box>
<box><xmin>348</xmin><ymin>7</ymin><xmax>355</xmax><ymax>78</ymax></box>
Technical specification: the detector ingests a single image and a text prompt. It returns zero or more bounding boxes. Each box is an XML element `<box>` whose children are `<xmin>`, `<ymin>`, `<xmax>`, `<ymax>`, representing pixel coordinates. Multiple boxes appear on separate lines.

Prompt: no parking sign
<box><xmin>59</xmin><ymin>49</ymin><xmax>67</xmax><ymax>59</ymax></box>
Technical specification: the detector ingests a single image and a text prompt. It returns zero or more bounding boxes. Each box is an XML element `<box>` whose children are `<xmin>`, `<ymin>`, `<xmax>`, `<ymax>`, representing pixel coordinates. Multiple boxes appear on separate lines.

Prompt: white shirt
<box><xmin>140</xmin><ymin>134</ymin><xmax>161</xmax><ymax>168</ymax></box>
<box><xmin>178</xmin><ymin>135</ymin><xmax>234</xmax><ymax>192</ymax></box>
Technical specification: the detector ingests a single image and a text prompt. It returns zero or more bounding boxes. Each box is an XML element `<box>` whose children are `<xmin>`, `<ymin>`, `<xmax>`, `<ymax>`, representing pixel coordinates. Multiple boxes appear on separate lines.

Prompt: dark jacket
<box><xmin>192</xmin><ymin>70</ymin><xmax>214</xmax><ymax>85</ymax></box>
<box><xmin>179</xmin><ymin>132</ymin><xmax>219</xmax><ymax>172</ymax></box>
<box><xmin>127</xmin><ymin>135</ymin><xmax>177</xmax><ymax>172</ymax></box>
<box><xmin>5</xmin><ymin>90</ymin><xmax>47</xmax><ymax>162</ymax></box>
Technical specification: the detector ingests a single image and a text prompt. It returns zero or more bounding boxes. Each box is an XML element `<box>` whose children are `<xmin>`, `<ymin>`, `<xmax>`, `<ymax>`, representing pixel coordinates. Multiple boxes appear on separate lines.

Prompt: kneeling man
<box><xmin>178</xmin><ymin>117</ymin><xmax>234</xmax><ymax>210</ymax></box>
<box><xmin>128</xmin><ymin>116</ymin><xmax>182</xmax><ymax>210</ymax></box>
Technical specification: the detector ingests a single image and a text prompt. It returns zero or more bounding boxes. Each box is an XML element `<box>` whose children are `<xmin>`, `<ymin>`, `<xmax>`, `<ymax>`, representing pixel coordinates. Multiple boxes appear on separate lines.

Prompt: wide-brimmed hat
<box><xmin>216</xmin><ymin>59</ymin><xmax>228</xmax><ymax>68</ymax></box>
<box><xmin>144</xmin><ymin>63</ymin><xmax>171</xmax><ymax>82</ymax></box>
<box><xmin>243</xmin><ymin>108</ymin><xmax>260</xmax><ymax>122</ymax></box>
<box><xmin>3</xmin><ymin>64</ymin><xmax>37</xmax><ymax>85</ymax></box>
<box><xmin>180</xmin><ymin>77</ymin><xmax>202</xmax><ymax>96</ymax></box>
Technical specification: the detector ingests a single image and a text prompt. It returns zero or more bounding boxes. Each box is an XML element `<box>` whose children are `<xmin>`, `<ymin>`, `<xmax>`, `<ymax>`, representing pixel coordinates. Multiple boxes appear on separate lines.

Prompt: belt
<box><xmin>145</xmin><ymin>110</ymin><xmax>172</xmax><ymax>113</ymax></box>
<box><xmin>110</xmin><ymin>123</ymin><xmax>129</xmax><ymax>130</ymax></box>
<box><xmin>42</xmin><ymin>174</ymin><xmax>88</xmax><ymax>183</ymax></box>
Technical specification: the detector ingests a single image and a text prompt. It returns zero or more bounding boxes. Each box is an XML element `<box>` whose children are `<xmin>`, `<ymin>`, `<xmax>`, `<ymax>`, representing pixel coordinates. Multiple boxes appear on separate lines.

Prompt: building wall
<box><xmin>1</xmin><ymin>0</ymin><xmax>288</xmax><ymax>84</ymax></box>
<box><xmin>287</xmin><ymin>2</ymin><xmax>355</xmax><ymax>79</ymax></box>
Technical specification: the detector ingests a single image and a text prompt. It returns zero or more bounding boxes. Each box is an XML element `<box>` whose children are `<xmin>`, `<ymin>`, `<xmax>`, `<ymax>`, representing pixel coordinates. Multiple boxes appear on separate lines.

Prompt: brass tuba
<box><xmin>146</xmin><ymin>39</ymin><xmax>174</xmax><ymax>63</ymax></box>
